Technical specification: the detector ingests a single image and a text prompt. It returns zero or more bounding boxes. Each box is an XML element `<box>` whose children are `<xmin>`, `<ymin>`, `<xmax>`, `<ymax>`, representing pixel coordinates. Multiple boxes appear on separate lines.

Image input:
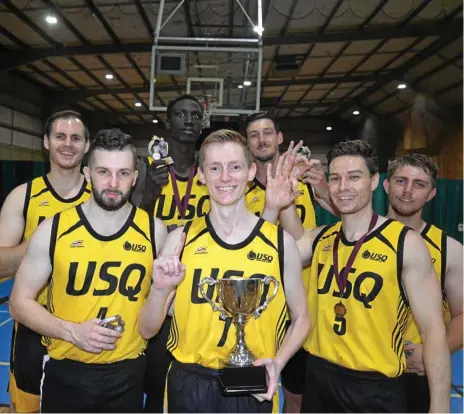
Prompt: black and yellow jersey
<box><xmin>147</xmin><ymin>157</ymin><xmax>210</xmax><ymax>231</ymax></box>
<box><xmin>22</xmin><ymin>175</ymin><xmax>91</xmax><ymax>305</ymax></box>
<box><xmin>305</xmin><ymin>219</ymin><xmax>411</xmax><ymax>377</ymax></box>
<box><xmin>246</xmin><ymin>178</ymin><xmax>316</xmax><ymax>291</ymax></box>
<box><xmin>44</xmin><ymin>204</ymin><xmax>154</xmax><ymax>364</ymax></box>
<box><xmin>168</xmin><ymin>215</ymin><xmax>288</xmax><ymax>369</ymax></box>
<box><xmin>404</xmin><ymin>223</ymin><xmax>449</xmax><ymax>344</ymax></box>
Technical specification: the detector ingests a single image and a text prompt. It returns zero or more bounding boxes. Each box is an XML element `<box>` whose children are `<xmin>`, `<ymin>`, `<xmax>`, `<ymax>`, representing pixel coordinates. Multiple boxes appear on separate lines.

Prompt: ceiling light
<box><xmin>45</xmin><ymin>15</ymin><xmax>57</xmax><ymax>24</ymax></box>
<box><xmin>326</xmin><ymin>126</ymin><xmax>332</xmax><ymax>131</ymax></box>
<box><xmin>152</xmin><ymin>119</ymin><xmax>158</xmax><ymax>123</ymax></box>
<box><xmin>353</xmin><ymin>110</ymin><xmax>360</xmax><ymax>115</ymax></box>
<box><xmin>253</xmin><ymin>26</ymin><xmax>264</xmax><ymax>36</ymax></box>
<box><xmin>105</xmin><ymin>73</ymin><xmax>113</xmax><ymax>80</ymax></box>
<box><xmin>397</xmin><ymin>83</ymin><xmax>407</xmax><ymax>89</ymax></box>
<box><xmin>135</xmin><ymin>102</ymin><xmax>142</xmax><ymax>107</ymax></box>
<box><xmin>243</xmin><ymin>80</ymin><xmax>251</xmax><ymax>86</ymax></box>
<box><xmin>237</xmin><ymin>85</ymin><xmax>244</xmax><ymax>89</ymax></box>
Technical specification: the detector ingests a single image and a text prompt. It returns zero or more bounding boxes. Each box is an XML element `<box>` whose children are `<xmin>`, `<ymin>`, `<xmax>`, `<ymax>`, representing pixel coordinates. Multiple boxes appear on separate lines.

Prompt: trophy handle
<box><xmin>253</xmin><ymin>276</ymin><xmax>280</xmax><ymax>318</ymax></box>
<box><xmin>198</xmin><ymin>277</ymin><xmax>227</xmax><ymax>319</ymax></box>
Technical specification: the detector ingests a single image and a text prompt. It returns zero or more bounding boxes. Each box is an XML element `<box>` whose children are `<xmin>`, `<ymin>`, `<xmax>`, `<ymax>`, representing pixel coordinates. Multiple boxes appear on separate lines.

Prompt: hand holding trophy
<box><xmin>198</xmin><ymin>276</ymin><xmax>279</xmax><ymax>396</ymax></box>
<box><xmin>148</xmin><ymin>135</ymin><xmax>174</xmax><ymax>168</ymax></box>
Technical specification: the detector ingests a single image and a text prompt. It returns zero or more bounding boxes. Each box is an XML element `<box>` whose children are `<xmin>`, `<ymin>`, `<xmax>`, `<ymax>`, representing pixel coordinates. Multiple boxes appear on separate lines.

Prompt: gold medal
<box><xmin>334</xmin><ymin>301</ymin><xmax>346</xmax><ymax>317</ymax></box>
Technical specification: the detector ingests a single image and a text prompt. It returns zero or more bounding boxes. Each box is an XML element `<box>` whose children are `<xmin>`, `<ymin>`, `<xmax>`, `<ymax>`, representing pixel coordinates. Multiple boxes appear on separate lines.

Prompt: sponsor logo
<box><xmin>39</xmin><ymin>201</ymin><xmax>49</xmax><ymax>206</ymax></box>
<box><xmin>362</xmin><ymin>250</ymin><xmax>388</xmax><ymax>263</ymax></box>
<box><xmin>195</xmin><ymin>246</ymin><xmax>208</xmax><ymax>255</ymax></box>
<box><xmin>70</xmin><ymin>240</ymin><xmax>84</xmax><ymax>248</ymax></box>
<box><xmin>123</xmin><ymin>241</ymin><xmax>147</xmax><ymax>253</ymax></box>
<box><xmin>247</xmin><ymin>250</ymin><xmax>273</xmax><ymax>263</ymax></box>
<box><xmin>322</xmin><ymin>244</ymin><xmax>332</xmax><ymax>252</ymax></box>
<box><xmin>250</xmin><ymin>196</ymin><xmax>260</xmax><ymax>204</ymax></box>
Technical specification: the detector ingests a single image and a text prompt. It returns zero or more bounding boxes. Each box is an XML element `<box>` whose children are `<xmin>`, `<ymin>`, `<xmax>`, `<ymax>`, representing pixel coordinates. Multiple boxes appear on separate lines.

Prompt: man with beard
<box><xmin>130</xmin><ymin>94</ymin><xmax>211</xmax><ymax>413</ymax></box>
<box><xmin>0</xmin><ymin>110</ymin><xmax>91</xmax><ymax>412</ymax></box>
<box><xmin>264</xmin><ymin>140</ymin><xmax>450</xmax><ymax>412</ymax></box>
<box><xmin>383</xmin><ymin>153</ymin><xmax>462</xmax><ymax>413</ymax></box>
<box><xmin>10</xmin><ymin>129</ymin><xmax>167</xmax><ymax>412</ymax></box>
<box><xmin>244</xmin><ymin>111</ymin><xmax>334</xmax><ymax>412</ymax></box>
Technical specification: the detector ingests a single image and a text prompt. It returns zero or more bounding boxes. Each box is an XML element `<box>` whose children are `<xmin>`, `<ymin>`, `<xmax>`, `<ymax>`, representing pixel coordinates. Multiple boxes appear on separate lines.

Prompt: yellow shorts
<box><xmin>8</xmin><ymin>372</ymin><xmax>40</xmax><ymax>413</ymax></box>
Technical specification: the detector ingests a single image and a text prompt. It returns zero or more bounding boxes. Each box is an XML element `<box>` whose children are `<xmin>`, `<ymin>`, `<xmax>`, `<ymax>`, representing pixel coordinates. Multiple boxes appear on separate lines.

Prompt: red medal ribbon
<box><xmin>168</xmin><ymin>164</ymin><xmax>197</xmax><ymax>220</ymax></box>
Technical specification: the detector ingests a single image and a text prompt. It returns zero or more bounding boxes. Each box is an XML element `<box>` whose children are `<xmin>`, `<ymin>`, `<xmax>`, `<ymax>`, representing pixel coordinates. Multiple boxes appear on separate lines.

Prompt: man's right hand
<box><xmin>70</xmin><ymin>318</ymin><xmax>122</xmax><ymax>354</ymax></box>
<box><xmin>146</xmin><ymin>160</ymin><xmax>170</xmax><ymax>189</ymax></box>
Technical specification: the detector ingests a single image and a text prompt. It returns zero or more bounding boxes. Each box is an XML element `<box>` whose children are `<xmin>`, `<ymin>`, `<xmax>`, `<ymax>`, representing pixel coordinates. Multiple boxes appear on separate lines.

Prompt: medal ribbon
<box><xmin>333</xmin><ymin>213</ymin><xmax>378</xmax><ymax>295</ymax></box>
<box><xmin>168</xmin><ymin>165</ymin><xmax>197</xmax><ymax>220</ymax></box>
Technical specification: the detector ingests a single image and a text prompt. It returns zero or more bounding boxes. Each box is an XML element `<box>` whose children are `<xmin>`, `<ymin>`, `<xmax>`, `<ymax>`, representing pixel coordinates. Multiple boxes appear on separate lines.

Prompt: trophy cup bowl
<box><xmin>198</xmin><ymin>277</ymin><xmax>279</xmax><ymax>395</ymax></box>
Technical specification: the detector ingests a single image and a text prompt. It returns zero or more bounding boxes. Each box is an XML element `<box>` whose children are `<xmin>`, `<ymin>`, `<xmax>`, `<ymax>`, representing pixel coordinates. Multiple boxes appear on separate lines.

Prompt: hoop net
<box><xmin>201</xmin><ymin>94</ymin><xmax>219</xmax><ymax>129</ymax></box>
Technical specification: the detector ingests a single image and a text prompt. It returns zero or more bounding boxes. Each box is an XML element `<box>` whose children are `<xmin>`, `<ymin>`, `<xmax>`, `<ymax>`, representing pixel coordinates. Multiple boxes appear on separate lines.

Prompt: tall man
<box><xmin>139</xmin><ymin>129</ymin><xmax>310</xmax><ymax>413</ymax></box>
<box><xmin>0</xmin><ymin>110</ymin><xmax>91</xmax><ymax>412</ymax></box>
<box><xmin>265</xmin><ymin>140</ymin><xmax>451</xmax><ymax>412</ymax></box>
<box><xmin>130</xmin><ymin>94</ymin><xmax>210</xmax><ymax>412</ymax></box>
<box><xmin>384</xmin><ymin>153</ymin><xmax>463</xmax><ymax>413</ymax></box>
<box><xmin>244</xmin><ymin>111</ymin><xmax>333</xmax><ymax>412</ymax></box>
<box><xmin>10</xmin><ymin>129</ymin><xmax>167</xmax><ymax>412</ymax></box>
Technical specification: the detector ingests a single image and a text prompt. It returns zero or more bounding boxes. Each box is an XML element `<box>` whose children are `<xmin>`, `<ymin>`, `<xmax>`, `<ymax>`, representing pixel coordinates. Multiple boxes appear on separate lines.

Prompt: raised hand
<box><xmin>152</xmin><ymin>232</ymin><xmax>187</xmax><ymax>291</ymax></box>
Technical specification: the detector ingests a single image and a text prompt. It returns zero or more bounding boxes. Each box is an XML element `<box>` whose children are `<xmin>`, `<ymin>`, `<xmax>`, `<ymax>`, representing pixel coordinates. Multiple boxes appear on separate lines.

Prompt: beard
<box><xmin>390</xmin><ymin>199</ymin><xmax>422</xmax><ymax>217</ymax></box>
<box><xmin>253</xmin><ymin>146</ymin><xmax>278</xmax><ymax>163</ymax></box>
<box><xmin>93</xmin><ymin>187</ymin><xmax>130</xmax><ymax>211</ymax></box>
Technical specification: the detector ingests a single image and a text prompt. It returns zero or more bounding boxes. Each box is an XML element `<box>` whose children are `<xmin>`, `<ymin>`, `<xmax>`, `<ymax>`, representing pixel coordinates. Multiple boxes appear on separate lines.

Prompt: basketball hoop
<box><xmin>201</xmin><ymin>94</ymin><xmax>218</xmax><ymax>129</ymax></box>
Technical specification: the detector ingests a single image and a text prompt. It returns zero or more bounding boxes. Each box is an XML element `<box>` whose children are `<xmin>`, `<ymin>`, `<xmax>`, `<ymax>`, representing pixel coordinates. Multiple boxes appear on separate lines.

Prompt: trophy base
<box><xmin>218</xmin><ymin>366</ymin><xmax>267</xmax><ymax>396</ymax></box>
<box><xmin>154</xmin><ymin>156</ymin><xmax>174</xmax><ymax>168</ymax></box>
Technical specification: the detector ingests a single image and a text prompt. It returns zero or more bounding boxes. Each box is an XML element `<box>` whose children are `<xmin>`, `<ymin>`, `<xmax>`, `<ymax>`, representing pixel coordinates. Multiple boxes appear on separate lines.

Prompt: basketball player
<box><xmin>244</xmin><ymin>111</ymin><xmax>334</xmax><ymax>412</ymax></box>
<box><xmin>383</xmin><ymin>153</ymin><xmax>463</xmax><ymax>413</ymax></box>
<box><xmin>9</xmin><ymin>129</ymin><xmax>167</xmax><ymax>412</ymax></box>
<box><xmin>0</xmin><ymin>110</ymin><xmax>91</xmax><ymax>412</ymax></box>
<box><xmin>139</xmin><ymin>130</ymin><xmax>310</xmax><ymax>413</ymax></box>
<box><xmin>130</xmin><ymin>94</ymin><xmax>211</xmax><ymax>413</ymax></box>
<box><xmin>264</xmin><ymin>140</ymin><xmax>451</xmax><ymax>412</ymax></box>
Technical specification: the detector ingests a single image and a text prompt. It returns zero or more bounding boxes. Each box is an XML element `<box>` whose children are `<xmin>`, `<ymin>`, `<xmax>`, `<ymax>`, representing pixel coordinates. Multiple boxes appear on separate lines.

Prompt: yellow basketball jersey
<box><xmin>44</xmin><ymin>205</ymin><xmax>154</xmax><ymax>363</ymax></box>
<box><xmin>305</xmin><ymin>219</ymin><xmax>411</xmax><ymax>377</ymax></box>
<box><xmin>246</xmin><ymin>178</ymin><xmax>316</xmax><ymax>291</ymax></box>
<box><xmin>22</xmin><ymin>175</ymin><xmax>91</xmax><ymax>305</ymax></box>
<box><xmin>147</xmin><ymin>157</ymin><xmax>210</xmax><ymax>231</ymax></box>
<box><xmin>404</xmin><ymin>223</ymin><xmax>449</xmax><ymax>344</ymax></box>
<box><xmin>168</xmin><ymin>215</ymin><xmax>288</xmax><ymax>369</ymax></box>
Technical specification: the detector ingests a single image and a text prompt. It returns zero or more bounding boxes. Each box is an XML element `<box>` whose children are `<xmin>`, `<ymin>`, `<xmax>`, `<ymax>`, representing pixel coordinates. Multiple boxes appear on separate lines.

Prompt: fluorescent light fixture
<box><xmin>135</xmin><ymin>102</ymin><xmax>142</xmax><ymax>107</ymax></box>
<box><xmin>253</xmin><ymin>26</ymin><xmax>264</xmax><ymax>36</ymax></box>
<box><xmin>397</xmin><ymin>83</ymin><xmax>407</xmax><ymax>89</ymax></box>
<box><xmin>152</xmin><ymin>119</ymin><xmax>158</xmax><ymax>123</ymax></box>
<box><xmin>243</xmin><ymin>80</ymin><xmax>251</xmax><ymax>86</ymax></box>
<box><xmin>105</xmin><ymin>73</ymin><xmax>114</xmax><ymax>80</ymax></box>
<box><xmin>237</xmin><ymin>85</ymin><xmax>244</xmax><ymax>89</ymax></box>
<box><xmin>353</xmin><ymin>110</ymin><xmax>360</xmax><ymax>115</ymax></box>
<box><xmin>45</xmin><ymin>15</ymin><xmax>57</xmax><ymax>24</ymax></box>
<box><xmin>326</xmin><ymin>126</ymin><xmax>332</xmax><ymax>131</ymax></box>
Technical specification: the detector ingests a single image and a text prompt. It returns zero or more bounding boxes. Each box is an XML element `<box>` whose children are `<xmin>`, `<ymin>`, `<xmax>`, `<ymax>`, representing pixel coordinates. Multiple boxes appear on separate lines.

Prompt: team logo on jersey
<box><xmin>194</xmin><ymin>246</ymin><xmax>207</xmax><ymax>255</ymax></box>
<box><xmin>247</xmin><ymin>250</ymin><xmax>273</xmax><ymax>263</ymax></box>
<box><xmin>39</xmin><ymin>201</ymin><xmax>50</xmax><ymax>206</ymax></box>
<box><xmin>70</xmin><ymin>240</ymin><xmax>84</xmax><ymax>248</ymax></box>
<box><xmin>123</xmin><ymin>241</ymin><xmax>147</xmax><ymax>253</ymax></box>
<box><xmin>250</xmin><ymin>196</ymin><xmax>260</xmax><ymax>204</ymax></box>
<box><xmin>322</xmin><ymin>244</ymin><xmax>332</xmax><ymax>252</ymax></box>
<box><xmin>362</xmin><ymin>250</ymin><xmax>388</xmax><ymax>263</ymax></box>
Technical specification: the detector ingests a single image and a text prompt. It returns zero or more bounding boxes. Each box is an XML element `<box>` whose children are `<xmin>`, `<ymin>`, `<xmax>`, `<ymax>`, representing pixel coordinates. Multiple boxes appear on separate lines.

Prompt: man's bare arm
<box><xmin>402</xmin><ymin>230</ymin><xmax>450</xmax><ymax>413</ymax></box>
<box><xmin>0</xmin><ymin>184</ymin><xmax>28</xmax><ymax>278</ymax></box>
<box><xmin>139</xmin><ymin>226</ymin><xmax>184</xmax><ymax>339</ymax></box>
<box><xmin>274</xmin><ymin>231</ymin><xmax>310</xmax><ymax>370</ymax></box>
<box><xmin>10</xmin><ymin>218</ymin><xmax>121</xmax><ymax>353</ymax></box>
<box><xmin>444</xmin><ymin>236</ymin><xmax>463</xmax><ymax>353</ymax></box>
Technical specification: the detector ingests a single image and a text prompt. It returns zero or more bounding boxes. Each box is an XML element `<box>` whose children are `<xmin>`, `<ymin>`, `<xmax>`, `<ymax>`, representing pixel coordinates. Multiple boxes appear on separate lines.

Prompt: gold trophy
<box><xmin>198</xmin><ymin>277</ymin><xmax>279</xmax><ymax>395</ymax></box>
<box><xmin>148</xmin><ymin>135</ymin><xmax>173</xmax><ymax>168</ymax></box>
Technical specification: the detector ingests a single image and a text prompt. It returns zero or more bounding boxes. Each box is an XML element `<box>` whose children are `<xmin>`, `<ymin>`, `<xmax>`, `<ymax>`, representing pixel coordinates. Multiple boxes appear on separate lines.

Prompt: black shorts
<box><xmin>8</xmin><ymin>321</ymin><xmax>47</xmax><ymax>412</ymax></box>
<box><xmin>280</xmin><ymin>348</ymin><xmax>307</xmax><ymax>394</ymax></box>
<box><xmin>402</xmin><ymin>373</ymin><xmax>430</xmax><ymax>413</ymax></box>
<box><xmin>144</xmin><ymin>316</ymin><xmax>174</xmax><ymax>413</ymax></box>
<box><xmin>301</xmin><ymin>353</ymin><xmax>407</xmax><ymax>413</ymax></box>
<box><xmin>41</xmin><ymin>355</ymin><xmax>146</xmax><ymax>413</ymax></box>
<box><xmin>166</xmin><ymin>360</ymin><xmax>274</xmax><ymax>413</ymax></box>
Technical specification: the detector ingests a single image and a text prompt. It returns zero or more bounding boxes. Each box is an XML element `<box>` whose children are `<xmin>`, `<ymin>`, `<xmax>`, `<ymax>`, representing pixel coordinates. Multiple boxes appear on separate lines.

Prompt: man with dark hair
<box><xmin>139</xmin><ymin>129</ymin><xmax>310</xmax><ymax>413</ymax></box>
<box><xmin>0</xmin><ymin>109</ymin><xmax>91</xmax><ymax>412</ymax></box>
<box><xmin>130</xmin><ymin>94</ymin><xmax>211</xmax><ymax>412</ymax></box>
<box><xmin>384</xmin><ymin>153</ymin><xmax>462</xmax><ymax>413</ymax></box>
<box><xmin>263</xmin><ymin>140</ymin><xmax>451</xmax><ymax>412</ymax></box>
<box><xmin>10</xmin><ymin>128</ymin><xmax>167</xmax><ymax>413</ymax></box>
<box><xmin>244</xmin><ymin>110</ymin><xmax>333</xmax><ymax>412</ymax></box>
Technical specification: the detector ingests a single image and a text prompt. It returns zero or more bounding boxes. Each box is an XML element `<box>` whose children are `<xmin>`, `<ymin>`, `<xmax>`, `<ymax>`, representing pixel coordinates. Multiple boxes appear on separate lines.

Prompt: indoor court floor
<box><xmin>0</xmin><ymin>276</ymin><xmax>462</xmax><ymax>412</ymax></box>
